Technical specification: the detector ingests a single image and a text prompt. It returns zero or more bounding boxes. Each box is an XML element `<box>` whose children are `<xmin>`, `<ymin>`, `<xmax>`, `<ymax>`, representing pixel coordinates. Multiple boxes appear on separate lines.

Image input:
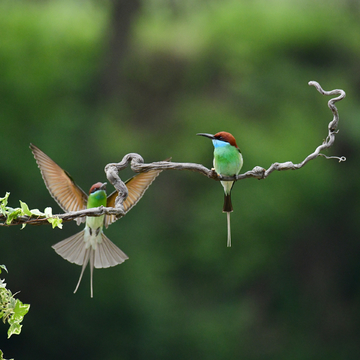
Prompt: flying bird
<box><xmin>30</xmin><ymin>144</ymin><xmax>162</xmax><ymax>297</ymax></box>
<box><xmin>196</xmin><ymin>132</ymin><xmax>243</xmax><ymax>247</ymax></box>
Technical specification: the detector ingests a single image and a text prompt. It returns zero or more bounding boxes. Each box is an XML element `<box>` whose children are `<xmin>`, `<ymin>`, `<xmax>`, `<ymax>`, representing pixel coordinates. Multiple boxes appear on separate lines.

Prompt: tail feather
<box><xmin>94</xmin><ymin>233</ymin><xmax>129</xmax><ymax>269</ymax></box>
<box><xmin>52</xmin><ymin>230</ymin><xmax>86</xmax><ymax>265</ymax></box>
<box><xmin>220</xmin><ymin>183</ymin><xmax>235</xmax><ymax>246</ymax></box>
<box><xmin>52</xmin><ymin>230</ymin><xmax>128</xmax><ymax>297</ymax></box>
<box><xmin>73</xmin><ymin>249</ymin><xmax>90</xmax><ymax>295</ymax></box>
<box><xmin>89</xmin><ymin>250</ymin><xmax>95</xmax><ymax>298</ymax></box>
<box><xmin>226</xmin><ymin>212</ymin><xmax>231</xmax><ymax>247</ymax></box>
<box><xmin>223</xmin><ymin>193</ymin><xmax>233</xmax><ymax>212</ymax></box>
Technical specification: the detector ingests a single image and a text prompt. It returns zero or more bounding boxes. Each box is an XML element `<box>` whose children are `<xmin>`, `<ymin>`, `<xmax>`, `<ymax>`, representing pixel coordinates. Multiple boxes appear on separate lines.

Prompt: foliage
<box><xmin>0</xmin><ymin>349</ymin><xmax>13</xmax><ymax>360</ymax></box>
<box><xmin>0</xmin><ymin>265</ymin><xmax>30</xmax><ymax>342</ymax></box>
<box><xmin>0</xmin><ymin>193</ymin><xmax>62</xmax><ymax>229</ymax></box>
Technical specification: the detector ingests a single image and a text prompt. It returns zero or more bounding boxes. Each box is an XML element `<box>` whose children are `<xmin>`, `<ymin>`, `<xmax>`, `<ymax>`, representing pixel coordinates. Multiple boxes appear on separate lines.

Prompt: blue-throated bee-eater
<box><xmin>30</xmin><ymin>144</ymin><xmax>162</xmax><ymax>297</ymax></box>
<box><xmin>196</xmin><ymin>132</ymin><xmax>243</xmax><ymax>247</ymax></box>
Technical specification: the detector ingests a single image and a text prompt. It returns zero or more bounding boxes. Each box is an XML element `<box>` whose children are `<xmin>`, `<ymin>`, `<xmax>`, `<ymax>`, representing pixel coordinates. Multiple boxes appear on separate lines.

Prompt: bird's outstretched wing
<box><xmin>30</xmin><ymin>144</ymin><xmax>88</xmax><ymax>224</ymax></box>
<box><xmin>105</xmin><ymin>169</ymin><xmax>163</xmax><ymax>228</ymax></box>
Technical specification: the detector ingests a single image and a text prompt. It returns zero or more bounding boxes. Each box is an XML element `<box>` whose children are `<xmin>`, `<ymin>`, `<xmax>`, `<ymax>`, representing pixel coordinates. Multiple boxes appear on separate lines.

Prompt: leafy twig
<box><xmin>0</xmin><ymin>205</ymin><xmax>124</xmax><ymax>227</ymax></box>
<box><xmin>0</xmin><ymin>193</ymin><xmax>63</xmax><ymax>228</ymax></box>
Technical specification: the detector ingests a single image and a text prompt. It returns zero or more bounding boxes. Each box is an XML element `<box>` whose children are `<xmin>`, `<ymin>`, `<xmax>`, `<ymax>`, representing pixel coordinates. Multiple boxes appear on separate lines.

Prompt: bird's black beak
<box><xmin>196</xmin><ymin>133</ymin><xmax>215</xmax><ymax>139</ymax></box>
<box><xmin>100</xmin><ymin>182</ymin><xmax>107</xmax><ymax>191</ymax></box>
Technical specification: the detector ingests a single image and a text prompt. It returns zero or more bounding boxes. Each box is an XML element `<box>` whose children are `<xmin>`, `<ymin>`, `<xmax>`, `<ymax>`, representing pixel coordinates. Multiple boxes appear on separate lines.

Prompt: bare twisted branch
<box><xmin>0</xmin><ymin>81</ymin><xmax>346</xmax><ymax>227</ymax></box>
<box><xmin>262</xmin><ymin>81</ymin><xmax>346</xmax><ymax>177</ymax></box>
<box><xmin>105</xmin><ymin>81</ymin><xmax>346</xmax><ymax>185</ymax></box>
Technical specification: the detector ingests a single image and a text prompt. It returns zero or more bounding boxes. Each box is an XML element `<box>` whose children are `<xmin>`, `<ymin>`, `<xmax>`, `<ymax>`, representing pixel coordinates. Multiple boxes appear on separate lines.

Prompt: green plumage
<box><xmin>213</xmin><ymin>144</ymin><xmax>243</xmax><ymax>185</ymax></box>
<box><xmin>213</xmin><ymin>144</ymin><xmax>243</xmax><ymax>212</ymax></box>
<box><xmin>87</xmin><ymin>189</ymin><xmax>107</xmax><ymax>209</ymax></box>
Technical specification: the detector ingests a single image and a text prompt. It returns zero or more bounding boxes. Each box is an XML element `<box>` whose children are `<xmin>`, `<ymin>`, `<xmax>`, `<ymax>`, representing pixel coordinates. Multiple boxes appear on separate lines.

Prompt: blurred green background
<box><xmin>1</xmin><ymin>0</ymin><xmax>360</xmax><ymax>359</ymax></box>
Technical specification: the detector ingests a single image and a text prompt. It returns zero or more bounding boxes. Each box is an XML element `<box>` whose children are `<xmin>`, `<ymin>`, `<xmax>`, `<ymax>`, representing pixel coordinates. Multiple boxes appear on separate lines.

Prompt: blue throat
<box><xmin>212</xmin><ymin>139</ymin><xmax>229</xmax><ymax>148</ymax></box>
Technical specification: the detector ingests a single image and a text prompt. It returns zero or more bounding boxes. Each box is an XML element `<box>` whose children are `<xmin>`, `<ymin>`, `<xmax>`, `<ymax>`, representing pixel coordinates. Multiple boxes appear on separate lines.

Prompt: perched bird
<box><xmin>196</xmin><ymin>132</ymin><xmax>243</xmax><ymax>247</ymax></box>
<box><xmin>30</xmin><ymin>144</ymin><xmax>162</xmax><ymax>297</ymax></box>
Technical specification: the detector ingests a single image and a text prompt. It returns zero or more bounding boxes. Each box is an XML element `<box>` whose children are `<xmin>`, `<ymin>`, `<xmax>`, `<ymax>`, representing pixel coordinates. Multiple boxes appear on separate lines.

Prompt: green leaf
<box><xmin>43</xmin><ymin>207</ymin><xmax>62</xmax><ymax>228</ymax></box>
<box><xmin>13</xmin><ymin>299</ymin><xmax>30</xmax><ymax>318</ymax></box>
<box><xmin>5</xmin><ymin>208</ymin><xmax>22</xmax><ymax>225</ymax></box>
<box><xmin>0</xmin><ymin>193</ymin><xmax>10</xmax><ymax>216</ymax></box>
<box><xmin>7</xmin><ymin>299</ymin><xmax>30</xmax><ymax>338</ymax></box>
<box><xmin>7</xmin><ymin>322</ymin><xmax>22</xmax><ymax>338</ymax></box>
<box><xmin>29</xmin><ymin>208</ymin><xmax>44</xmax><ymax>216</ymax></box>
<box><xmin>19</xmin><ymin>201</ymin><xmax>32</xmax><ymax>216</ymax></box>
<box><xmin>0</xmin><ymin>265</ymin><xmax>8</xmax><ymax>274</ymax></box>
<box><xmin>47</xmin><ymin>217</ymin><xmax>63</xmax><ymax>229</ymax></box>
<box><xmin>0</xmin><ymin>193</ymin><xmax>10</xmax><ymax>206</ymax></box>
<box><xmin>0</xmin><ymin>349</ymin><xmax>13</xmax><ymax>360</ymax></box>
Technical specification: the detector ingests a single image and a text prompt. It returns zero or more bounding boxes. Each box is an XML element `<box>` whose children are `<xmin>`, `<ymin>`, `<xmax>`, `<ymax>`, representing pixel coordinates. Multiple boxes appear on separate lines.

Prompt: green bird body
<box><xmin>197</xmin><ymin>132</ymin><xmax>243</xmax><ymax>246</ymax></box>
<box><xmin>30</xmin><ymin>144</ymin><xmax>162</xmax><ymax>297</ymax></box>
<box><xmin>213</xmin><ymin>141</ymin><xmax>243</xmax><ymax>211</ymax></box>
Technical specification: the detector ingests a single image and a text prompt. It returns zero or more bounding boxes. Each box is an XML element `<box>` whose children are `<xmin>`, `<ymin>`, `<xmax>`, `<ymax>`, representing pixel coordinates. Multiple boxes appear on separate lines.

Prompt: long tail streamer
<box><xmin>227</xmin><ymin>212</ymin><xmax>231</xmax><ymax>247</ymax></box>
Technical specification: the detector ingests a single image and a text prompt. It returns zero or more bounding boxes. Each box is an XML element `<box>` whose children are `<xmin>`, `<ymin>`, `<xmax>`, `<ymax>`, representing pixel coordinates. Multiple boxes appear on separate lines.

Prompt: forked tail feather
<box><xmin>52</xmin><ymin>230</ymin><xmax>128</xmax><ymax>297</ymax></box>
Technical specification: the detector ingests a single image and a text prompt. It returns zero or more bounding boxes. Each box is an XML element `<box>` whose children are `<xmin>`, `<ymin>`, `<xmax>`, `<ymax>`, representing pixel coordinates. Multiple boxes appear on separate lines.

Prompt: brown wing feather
<box><xmin>30</xmin><ymin>144</ymin><xmax>88</xmax><ymax>223</ymax></box>
<box><xmin>105</xmin><ymin>169</ymin><xmax>162</xmax><ymax>228</ymax></box>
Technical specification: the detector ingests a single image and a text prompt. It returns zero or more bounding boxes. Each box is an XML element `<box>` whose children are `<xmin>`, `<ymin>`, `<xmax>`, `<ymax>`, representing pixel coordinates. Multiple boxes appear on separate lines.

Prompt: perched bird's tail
<box><xmin>52</xmin><ymin>230</ymin><xmax>128</xmax><ymax>297</ymax></box>
<box><xmin>222</xmin><ymin>192</ymin><xmax>233</xmax><ymax>247</ymax></box>
<box><xmin>226</xmin><ymin>212</ymin><xmax>231</xmax><ymax>247</ymax></box>
<box><xmin>223</xmin><ymin>193</ymin><xmax>233</xmax><ymax>212</ymax></box>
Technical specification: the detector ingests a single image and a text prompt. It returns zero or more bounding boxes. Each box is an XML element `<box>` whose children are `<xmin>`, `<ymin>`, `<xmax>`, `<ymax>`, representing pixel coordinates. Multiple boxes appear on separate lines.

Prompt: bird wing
<box><xmin>105</xmin><ymin>169</ymin><xmax>163</xmax><ymax>228</ymax></box>
<box><xmin>30</xmin><ymin>144</ymin><xmax>88</xmax><ymax>224</ymax></box>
